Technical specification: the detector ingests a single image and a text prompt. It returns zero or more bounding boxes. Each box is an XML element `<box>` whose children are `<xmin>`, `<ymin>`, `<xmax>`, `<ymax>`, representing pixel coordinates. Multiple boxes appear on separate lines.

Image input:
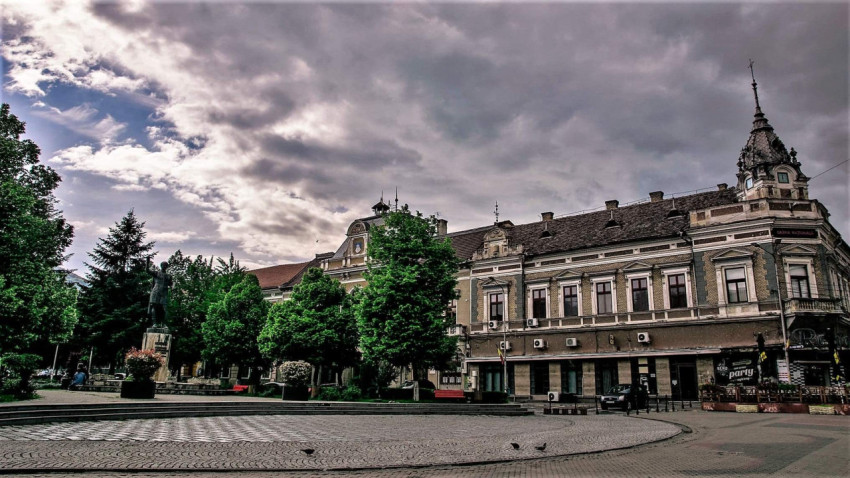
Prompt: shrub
<box><xmin>317</xmin><ymin>386</ymin><xmax>342</xmax><ymax>401</ymax></box>
<box><xmin>0</xmin><ymin>353</ymin><xmax>39</xmax><ymax>399</ymax></box>
<box><xmin>124</xmin><ymin>348</ymin><xmax>164</xmax><ymax>382</ymax></box>
<box><xmin>340</xmin><ymin>385</ymin><xmax>362</xmax><ymax>401</ymax></box>
<box><xmin>279</xmin><ymin>361</ymin><xmax>311</xmax><ymax>388</ymax></box>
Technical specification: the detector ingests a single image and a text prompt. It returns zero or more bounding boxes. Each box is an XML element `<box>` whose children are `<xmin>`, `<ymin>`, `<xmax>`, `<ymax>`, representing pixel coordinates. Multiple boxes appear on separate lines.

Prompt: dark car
<box><xmin>401</xmin><ymin>379</ymin><xmax>436</xmax><ymax>390</ymax></box>
<box><xmin>600</xmin><ymin>384</ymin><xmax>648</xmax><ymax>410</ymax></box>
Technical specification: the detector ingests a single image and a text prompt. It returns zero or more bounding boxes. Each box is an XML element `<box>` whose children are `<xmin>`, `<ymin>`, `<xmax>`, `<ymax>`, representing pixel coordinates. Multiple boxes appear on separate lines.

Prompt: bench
<box><xmin>435</xmin><ymin>389</ymin><xmax>466</xmax><ymax>401</ymax></box>
<box><xmin>232</xmin><ymin>385</ymin><xmax>249</xmax><ymax>393</ymax></box>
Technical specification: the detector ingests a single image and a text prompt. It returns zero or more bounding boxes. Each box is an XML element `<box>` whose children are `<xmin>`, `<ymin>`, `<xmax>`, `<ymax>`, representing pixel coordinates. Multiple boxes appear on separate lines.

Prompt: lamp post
<box><xmin>752</xmin><ymin>239</ymin><xmax>791</xmax><ymax>383</ymax></box>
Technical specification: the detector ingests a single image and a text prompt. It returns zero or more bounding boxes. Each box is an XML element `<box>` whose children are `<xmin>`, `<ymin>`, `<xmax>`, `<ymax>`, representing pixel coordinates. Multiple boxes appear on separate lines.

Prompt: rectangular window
<box><xmin>489</xmin><ymin>293</ymin><xmax>504</xmax><ymax>321</ymax></box>
<box><xmin>789</xmin><ymin>265</ymin><xmax>811</xmax><ymax>299</ymax></box>
<box><xmin>446</xmin><ymin>299</ymin><xmax>458</xmax><ymax>322</ymax></box>
<box><xmin>631</xmin><ymin>278</ymin><xmax>649</xmax><ymax>311</ymax></box>
<box><xmin>532</xmin><ymin>289</ymin><xmax>547</xmax><ymax>318</ymax></box>
<box><xmin>725</xmin><ymin>267</ymin><xmax>749</xmax><ymax>303</ymax></box>
<box><xmin>596</xmin><ymin>282</ymin><xmax>612</xmax><ymax>314</ymax></box>
<box><xmin>563</xmin><ymin>285</ymin><xmax>579</xmax><ymax>317</ymax></box>
<box><xmin>777</xmin><ymin>172</ymin><xmax>789</xmax><ymax>183</ymax></box>
<box><xmin>560</xmin><ymin>361</ymin><xmax>583</xmax><ymax>395</ymax></box>
<box><xmin>668</xmin><ymin>273</ymin><xmax>688</xmax><ymax>309</ymax></box>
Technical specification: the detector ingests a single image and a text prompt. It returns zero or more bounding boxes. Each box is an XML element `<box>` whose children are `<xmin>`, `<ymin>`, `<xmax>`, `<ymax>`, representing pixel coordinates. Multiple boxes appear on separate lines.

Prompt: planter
<box><xmin>120</xmin><ymin>380</ymin><xmax>156</xmax><ymax>399</ymax></box>
<box><xmin>282</xmin><ymin>385</ymin><xmax>309</xmax><ymax>401</ymax></box>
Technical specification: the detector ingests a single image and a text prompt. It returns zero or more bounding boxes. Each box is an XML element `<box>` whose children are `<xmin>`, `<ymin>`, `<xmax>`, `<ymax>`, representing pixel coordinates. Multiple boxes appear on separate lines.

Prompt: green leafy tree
<box><xmin>259</xmin><ymin>268</ymin><xmax>359</xmax><ymax>389</ymax></box>
<box><xmin>356</xmin><ymin>206</ymin><xmax>459</xmax><ymax>380</ymax></box>
<box><xmin>202</xmin><ymin>274</ymin><xmax>269</xmax><ymax>386</ymax></box>
<box><xmin>165</xmin><ymin>251</ymin><xmax>217</xmax><ymax>378</ymax></box>
<box><xmin>0</xmin><ymin>104</ymin><xmax>76</xmax><ymax>356</ymax></box>
<box><xmin>76</xmin><ymin>210</ymin><xmax>155</xmax><ymax>371</ymax></box>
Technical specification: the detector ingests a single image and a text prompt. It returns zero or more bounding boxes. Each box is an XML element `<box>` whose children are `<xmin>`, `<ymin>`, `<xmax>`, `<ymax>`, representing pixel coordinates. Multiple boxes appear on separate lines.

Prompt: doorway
<box><xmin>670</xmin><ymin>358</ymin><xmax>698</xmax><ymax>400</ymax></box>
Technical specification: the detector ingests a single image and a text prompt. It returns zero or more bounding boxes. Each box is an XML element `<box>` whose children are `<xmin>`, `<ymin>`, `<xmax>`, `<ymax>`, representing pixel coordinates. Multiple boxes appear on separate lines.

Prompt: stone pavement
<box><xmin>3</xmin><ymin>391</ymin><xmax>849</xmax><ymax>477</ymax></box>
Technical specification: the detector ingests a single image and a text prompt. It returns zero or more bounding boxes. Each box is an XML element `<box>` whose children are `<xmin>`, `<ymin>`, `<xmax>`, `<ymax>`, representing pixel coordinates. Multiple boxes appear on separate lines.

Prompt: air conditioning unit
<box><xmin>488</xmin><ymin>320</ymin><xmax>500</xmax><ymax>330</ymax></box>
<box><xmin>533</xmin><ymin>338</ymin><xmax>547</xmax><ymax>349</ymax></box>
<box><xmin>637</xmin><ymin>332</ymin><xmax>651</xmax><ymax>344</ymax></box>
<box><xmin>548</xmin><ymin>391</ymin><xmax>560</xmax><ymax>402</ymax></box>
<box><xmin>565</xmin><ymin>337</ymin><xmax>579</xmax><ymax>347</ymax></box>
<box><xmin>499</xmin><ymin>341</ymin><xmax>511</xmax><ymax>351</ymax></box>
<box><xmin>527</xmin><ymin>318</ymin><xmax>539</xmax><ymax>328</ymax></box>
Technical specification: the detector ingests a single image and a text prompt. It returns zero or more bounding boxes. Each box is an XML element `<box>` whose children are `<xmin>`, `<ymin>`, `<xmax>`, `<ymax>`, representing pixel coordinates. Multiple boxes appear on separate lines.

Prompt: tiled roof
<box><xmin>249</xmin><ymin>262</ymin><xmax>311</xmax><ymax>289</ymax></box>
<box><xmin>280</xmin><ymin>253</ymin><xmax>332</xmax><ymax>290</ymax></box>
<box><xmin>443</xmin><ymin>189</ymin><xmax>738</xmax><ymax>259</ymax></box>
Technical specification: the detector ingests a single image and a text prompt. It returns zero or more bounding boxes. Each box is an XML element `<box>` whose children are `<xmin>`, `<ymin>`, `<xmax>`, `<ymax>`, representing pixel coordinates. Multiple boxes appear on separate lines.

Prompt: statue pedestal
<box><xmin>142</xmin><ymin>326</ymin><xmax>171</xmax><ymax>383</ymax></box>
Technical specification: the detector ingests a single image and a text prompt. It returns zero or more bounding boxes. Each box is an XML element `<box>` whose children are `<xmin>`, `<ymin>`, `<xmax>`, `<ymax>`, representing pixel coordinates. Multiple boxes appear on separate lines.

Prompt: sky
<box><xmin>2</xmin><ymin>1</ymin><xmax>848</xmax><ymax>274</ymax></box>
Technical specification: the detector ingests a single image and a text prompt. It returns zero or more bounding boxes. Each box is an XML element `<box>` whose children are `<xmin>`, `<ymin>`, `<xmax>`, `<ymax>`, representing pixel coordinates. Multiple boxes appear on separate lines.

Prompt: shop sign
<box><xmin>772</xmin><ymin>228</ymin><xmax>818</xmax><ymax>239</ymax></box>
<box><xmin>715</xmin><ymin>356</ymin><xmax>757</xmax><ymax>385</ymax></box>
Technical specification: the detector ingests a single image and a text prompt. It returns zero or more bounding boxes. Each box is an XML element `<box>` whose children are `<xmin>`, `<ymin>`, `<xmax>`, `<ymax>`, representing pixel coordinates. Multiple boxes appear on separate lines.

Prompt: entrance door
<box><xmin>670</xmin><ymin>358</ymin><xmax>698</xmax><ymax>400</ymax></box>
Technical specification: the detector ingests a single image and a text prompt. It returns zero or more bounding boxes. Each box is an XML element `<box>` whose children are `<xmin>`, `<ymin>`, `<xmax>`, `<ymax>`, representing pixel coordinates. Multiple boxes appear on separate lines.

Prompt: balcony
<box><xmin>784</xmin><ymin>298</ymin><xmax>845</xmax><ymax>315</ymax></box>
<box><xmin>447</xmin><ymin>324</ymin><xmax>467</xmax><ymax>337</ymax></box>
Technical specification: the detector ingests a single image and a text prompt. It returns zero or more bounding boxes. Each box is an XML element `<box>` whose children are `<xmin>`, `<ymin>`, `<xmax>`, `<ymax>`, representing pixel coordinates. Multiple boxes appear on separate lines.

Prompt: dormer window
<box><xmin>777</xmin><ymin>171</ymin><xmax>789</xmax><ymax>183</ymax></box>
<box><xmin>745</xmin><ymin>177</ymin><xmax>753</xmax><ymax>189</ymax></box>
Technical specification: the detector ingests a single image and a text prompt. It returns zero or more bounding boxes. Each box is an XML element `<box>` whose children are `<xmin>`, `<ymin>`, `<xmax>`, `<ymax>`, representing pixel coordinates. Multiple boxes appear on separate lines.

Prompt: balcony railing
<box><xmin>784</xmin><ymin>298</ymin><xmax>844</xmax><ymax>314</ymax></box>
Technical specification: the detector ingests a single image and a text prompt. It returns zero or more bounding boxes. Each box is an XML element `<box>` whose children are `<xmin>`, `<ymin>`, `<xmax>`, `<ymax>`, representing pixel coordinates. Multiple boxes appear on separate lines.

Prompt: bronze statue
<box><xmin>147</xmin><ymin>259</ymin><xmax>172</xmax><ymax>327</ymax></box>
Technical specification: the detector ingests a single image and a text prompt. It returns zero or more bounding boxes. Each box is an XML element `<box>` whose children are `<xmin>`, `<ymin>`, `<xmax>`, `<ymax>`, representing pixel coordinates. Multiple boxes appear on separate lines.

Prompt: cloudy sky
<box><xmin>2</xmin><ymin>1</ymin><xmax>848</xmax><ymax>273</ymax></box>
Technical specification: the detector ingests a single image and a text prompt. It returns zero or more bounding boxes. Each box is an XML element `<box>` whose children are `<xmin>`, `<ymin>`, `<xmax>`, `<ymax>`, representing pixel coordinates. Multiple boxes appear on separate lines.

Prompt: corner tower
<box><xmin>736</xmin><ymin>62</ymin><xmax>809</xmax><ymax>202</ymax></box>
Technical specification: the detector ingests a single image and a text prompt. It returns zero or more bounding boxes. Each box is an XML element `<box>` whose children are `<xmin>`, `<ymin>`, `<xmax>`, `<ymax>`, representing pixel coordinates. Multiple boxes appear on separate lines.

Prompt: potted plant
<box><xmin>279</xmin><ymin>361</ymin><xmax>311</xmax><ymax>401</ymax></box>
<box><xmin>120</xmin><ymin>348</ymin><xmax>164</xmax><ymax>399</ymax></box>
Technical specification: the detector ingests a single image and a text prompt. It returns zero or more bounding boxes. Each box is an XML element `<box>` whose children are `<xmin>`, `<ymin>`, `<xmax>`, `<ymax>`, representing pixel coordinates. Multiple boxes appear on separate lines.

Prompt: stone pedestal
<box><xmin>142</xmin><ymin>326</ymin><xmax>171</xmax><ymax>383</ymax></box>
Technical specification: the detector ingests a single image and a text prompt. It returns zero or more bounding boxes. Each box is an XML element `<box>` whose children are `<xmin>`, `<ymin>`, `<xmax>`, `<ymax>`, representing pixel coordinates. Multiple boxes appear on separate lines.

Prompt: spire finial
<box><xmin>748</xmin><ymin>59</ymin><xmax>761</xmax><ymax>110</ymax></box>
<box><xmin>494</xmin><ymin>201</ymin><xmax>499</xmax><ymax>224</ymax></box>
<box><xmin>394</xmin><ymin>187</ymin><xmax>398</xmax><ymax>211</ymax></box>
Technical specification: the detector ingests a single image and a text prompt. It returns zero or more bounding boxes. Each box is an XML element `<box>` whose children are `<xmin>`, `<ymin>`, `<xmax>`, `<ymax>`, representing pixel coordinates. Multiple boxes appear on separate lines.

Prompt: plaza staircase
<box><xmin>0</xmin><ymin>401</ymin><xmax>533</xmax><ymax>426</ymax></box>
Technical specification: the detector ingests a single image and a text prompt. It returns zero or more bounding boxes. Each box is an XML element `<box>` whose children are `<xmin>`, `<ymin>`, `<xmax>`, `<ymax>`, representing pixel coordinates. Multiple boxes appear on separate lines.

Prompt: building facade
<box><xmin>261</xmin><ymin>79</ymin><xmax>850</xmax><ymax>399</ymax></box>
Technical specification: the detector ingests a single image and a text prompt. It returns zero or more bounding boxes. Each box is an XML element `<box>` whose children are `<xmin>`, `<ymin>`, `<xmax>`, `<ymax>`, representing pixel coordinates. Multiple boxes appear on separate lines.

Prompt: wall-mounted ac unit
<box><xmin>499</xmin><ymin>341</ymin><xmax>511</xmax><ymax>351</ymax></box>
<box><xmin>488</xmin><ymin>320</ymin><xmax>500</xmax><ymax>330</ymax></box>
<box><xmin>526</xmin><ymin>318</ymin><xmax>539</xmax><ymax>328</ymax></box>
<box><xmin>548</xmin><ymin>391</ymin><xmax>559</xmax><ymax>402</ymax></box>
<box><xmin>565</xmin><ymin>337</ymin><xmax>579</xmax><ymax>347</ymax></box>
<box><xmin>533</xmin><ymin>338</ymin><xmax>547</xmax><ymax>349</ymax></box>
<box><xmin>637</xmin><ymin>332</ymin><xmax>651</xmax><ymax>344</ymax></box>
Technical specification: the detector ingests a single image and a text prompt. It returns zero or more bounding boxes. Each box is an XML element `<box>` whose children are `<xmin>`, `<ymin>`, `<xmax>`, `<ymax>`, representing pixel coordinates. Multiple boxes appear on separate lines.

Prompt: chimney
<box><xmin>436</xmin><ymin>219</ymin><xmax>448</xmax><ymax>236</ymax></box>
<box><xmin>541</xmin><ymin>212</ymin><xmax>554</xmax><ymax>222</ymax></box>
<box><xmin>717</xmin><ymin>183</ymin><xmax>728</xmax><ymax>191</ymax></box>
<box><xmin>649</xmin><ymin>191</ymin><xmax>664</xmax><ymax>203</ymax></box>
<box><xmin>605</xmin><ymin>200</ymin><xmax>619</xmax><ymax>210</ymax></box>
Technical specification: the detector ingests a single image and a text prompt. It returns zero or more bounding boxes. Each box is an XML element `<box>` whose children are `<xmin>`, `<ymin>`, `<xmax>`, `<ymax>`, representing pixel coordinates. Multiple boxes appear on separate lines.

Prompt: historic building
<box><xmin>262</xmin><ymin>77</ymin><xmax>850</xmax><ymax>399</ymax></box>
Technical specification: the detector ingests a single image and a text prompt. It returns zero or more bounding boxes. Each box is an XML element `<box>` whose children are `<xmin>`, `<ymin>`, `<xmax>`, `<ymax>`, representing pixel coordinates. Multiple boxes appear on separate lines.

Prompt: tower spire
<box><xmin>748</xmin><ymin>59</ymin><xmax>761</xmax><ymax>111</ymax></box>
<box><xmin>494</xmin><ymin>201</ymin><xmax>499</xmax><ymax>224</ymax></box>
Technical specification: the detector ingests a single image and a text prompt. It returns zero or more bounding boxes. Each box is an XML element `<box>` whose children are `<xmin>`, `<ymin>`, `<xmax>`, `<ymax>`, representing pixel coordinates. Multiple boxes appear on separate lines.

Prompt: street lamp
<box><xmin>752</xmin><ymin>239</ymin><xmax>791</xmax><ymax>383</ymax></box>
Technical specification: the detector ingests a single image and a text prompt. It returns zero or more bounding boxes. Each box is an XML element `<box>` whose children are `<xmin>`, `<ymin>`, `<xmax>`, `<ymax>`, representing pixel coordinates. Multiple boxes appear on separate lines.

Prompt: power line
<box><xmin>809</xmin><ymin>159</ymin><xmax>849</xmax><ymax>181</ymax></box>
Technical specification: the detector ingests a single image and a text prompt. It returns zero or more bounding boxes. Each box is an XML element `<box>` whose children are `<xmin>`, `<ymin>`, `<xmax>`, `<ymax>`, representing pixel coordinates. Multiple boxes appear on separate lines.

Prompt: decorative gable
<box><xmin>710</xmin><ymin>248</ymin><xmax>755</xmax><ymax>263</ymax></box>
<box><xmin>780</xmin><ymin>245</ymin><xmax>817</xmax><ymax>257</ymax></box>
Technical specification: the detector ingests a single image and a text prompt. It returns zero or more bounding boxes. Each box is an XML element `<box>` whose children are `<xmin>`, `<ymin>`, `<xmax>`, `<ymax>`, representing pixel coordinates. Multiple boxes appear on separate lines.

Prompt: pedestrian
<box><xmin>69</xmin><ymin>364</ymin><xmax>86</xmax><ymax>390</ymax></box>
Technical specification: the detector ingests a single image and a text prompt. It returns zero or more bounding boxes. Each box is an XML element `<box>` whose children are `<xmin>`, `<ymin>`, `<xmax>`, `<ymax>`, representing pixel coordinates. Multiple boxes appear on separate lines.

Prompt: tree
<box><xmin>76</xmin><ymin>210</ymin><xmax>155</xmax><ymax>370</ymax></box>
<box><xmin>0</xmin><ymin>103</ymin><xmax>76</xmax><ymax>356</ymax></box>
<box><xmin>201</xmin><ymin>274</ymin><xmax>269</xmax><ymax>387</ymax></box>
<box><xmin>259</xmin><ymin>267</ymin><xmax>359</xmax><ymax>390</ymax></box>
<box><xmin>165</xmin><ymin>251</ymin><xmax>216</xmax><ymax>378</ymax></box>
<box><xmin>355</xmin><ymin>206</ymin><xmax>460</xmax><ymax>380</ymax></box>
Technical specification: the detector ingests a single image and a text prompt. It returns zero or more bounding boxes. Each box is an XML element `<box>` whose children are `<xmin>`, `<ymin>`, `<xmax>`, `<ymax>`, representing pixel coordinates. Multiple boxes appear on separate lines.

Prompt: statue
<box><xmin>147</xmin><ymin>259</ymin><xmax>172</xmax><ymax>328</ymax></box>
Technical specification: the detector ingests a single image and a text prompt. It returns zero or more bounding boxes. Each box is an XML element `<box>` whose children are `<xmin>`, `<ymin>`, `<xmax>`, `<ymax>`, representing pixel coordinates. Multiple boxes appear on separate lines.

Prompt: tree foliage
<box><xmin>0</xmin><ymin>104</ymin><xmax>76</xmax><ymax>355</ymax></box>
<box><xmin>76</xmin><ymin>210</ymin><xmax>155</xmax><ymax>368</ymax></box>
<box><xmin>356</xmin><ymin>206</ymin><xmax>459</xmax><ymax>379</ymax></box>
<box><xmin>259</xmin><ymin>267</ymin><xmax>359</xmax><ymax>372</ymax></box>
<box><xmin>165</xmin><ymin>251</ymin><xmax>216</xmax><ymax>374</ymax></box>
<box><xmin>201</xmin><ymin>274</ymin><xmax>269</xmax><ymax>384</ymax></box>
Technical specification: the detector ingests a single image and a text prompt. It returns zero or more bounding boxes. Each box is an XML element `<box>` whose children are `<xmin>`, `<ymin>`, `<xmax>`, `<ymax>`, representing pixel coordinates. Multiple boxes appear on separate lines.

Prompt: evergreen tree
<box><xmin>202</xmin><ymin>274</ymin><xmax>269</xmax><ymax>386</ymax></box>
<box><xmin>356</xmin><ymin>206</ymin><xmax>459</xmax><ymax>379</ymax></box>
<box><xmin>259</xmin><ymin>268</ymin><xmax>359</xmax><ymax>387</ymax></box>
<box><xmin>76</xmin><ymin>210</ymin><xmax>155</xmax><ymax>370</ymax></box>
<box><xmin>0</xmin><ymin>103</ymin><xmax>76</xmax><ymax>355</ymax></box>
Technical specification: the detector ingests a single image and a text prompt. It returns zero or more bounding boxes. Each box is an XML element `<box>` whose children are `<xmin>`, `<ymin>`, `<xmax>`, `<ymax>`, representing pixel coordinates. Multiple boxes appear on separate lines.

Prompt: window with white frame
<box><xmin>446</xmin><ymin>298</ymin><xmax>458</xmax><ymax>322</ymax></box>
<box><xmin>724</xmin><ymin>267</ymin><xmax>748</xmax><ymax>303</ymax></box>
<box><xmin>591</xmin><ymin>277</ymin><xmax>615</xmax><ymax>315</ymax></box>
<box><xmin>561</xmin><ymin>283</ymin><xmax>581</xmax><ymax>317</ymax></box>
<box><xmin>530</xmin><ymin>287</ymin><xmax>548</xmax><ymax>319</ymax></box>
<box><xmin>489</xmin><ymin>292</ymin><xmax>504</xmax><ymax>321</ymax></box>
<box><xmin>788</xmin><ymin>264</ymin><xmax>811</xmax><ymax>298</ymax></box>
<box><xmin>626</xmin><ymin>272</ymin><xmax>653</xmax><ymax>312</ymax></box>
<box><xmin>661</xmin><ymin>268</ymin><xmax>692</xmax><ymax>309</ymax></box>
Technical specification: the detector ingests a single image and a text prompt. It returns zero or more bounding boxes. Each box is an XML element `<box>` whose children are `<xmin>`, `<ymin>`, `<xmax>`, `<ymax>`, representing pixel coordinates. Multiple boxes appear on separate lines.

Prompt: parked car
<box><xmin>401</xmin><ymin>379</ymin><xmax>436</xmax><ymax>390</ymax></box>
<box><xmin>600</xmin><ymin>384</ymin><xmax>648</xmax><ymax>410</ymax></box>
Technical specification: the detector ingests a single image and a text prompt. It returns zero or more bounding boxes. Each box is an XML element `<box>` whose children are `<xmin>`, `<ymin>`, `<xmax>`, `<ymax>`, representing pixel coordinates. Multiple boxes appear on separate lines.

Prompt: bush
<box><xmin>0</xmin><ymin>353</ymin><xmax>39</xmax><ymax>399</ymax></box>
<box><xmin>340</xmin><ymin>385</ymin><xmax>362</xmax><ymax>401</ymax></box>
<box><xmin>259</xmin><ymin>382</ymin><xmax>282</xmax><ymax>397</ymax></box>
<box><xmin>279</xmin><ymin>361</ymin><xmax>311</xmax><ymax>387</ymax></box>
<box><xmin>124</xmin><ymin>348</ymin><xmax>164</xmax><ymax>382</ymax></box>
<box><xmin>317</xmin><ymin>386</ymin><xmax>342</xmax><ymax>401</ymax></box>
